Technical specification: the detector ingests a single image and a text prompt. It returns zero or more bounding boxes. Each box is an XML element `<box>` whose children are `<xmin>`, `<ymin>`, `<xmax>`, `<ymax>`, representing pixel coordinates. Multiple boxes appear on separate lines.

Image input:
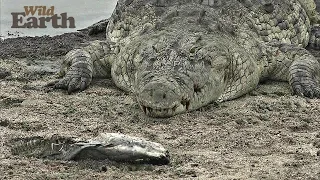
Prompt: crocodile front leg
<box><xmin>53</xmin><ymin>40</ymin><xmax>112</xmax><ymax>94</ymax></box>
<box><xmin>217</xmin><ymin>51</ymin><xmax>261</xmax><ymax>102</ymax></box>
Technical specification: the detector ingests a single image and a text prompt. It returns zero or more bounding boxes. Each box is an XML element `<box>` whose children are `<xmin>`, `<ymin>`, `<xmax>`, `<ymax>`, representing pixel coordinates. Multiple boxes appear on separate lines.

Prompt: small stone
<box><xmin>235</xmin><ymin>119</ymin><xmax>246</xmax><ymax>125</ymax></box>
<box><xmin>190</xmin><ymin>163</ymin><xmax>199</xmax><ymax>167</ymax></box>
<box><xmin>0</xmin><ymin>119</ymin><xmax>10</xmax><ymax>127</ymax></box>
<box><xmin>101</xmin><ymin>166</ymin><xmax>108</xmax><ymax>172</ymax></box>
<box><xmin>0</xmin><ymin>68</ymin><xmax>11</xmax><ymax>79</ymax></box>
<box><xmin>313</xmin><ymin>140</ymin><xmax>320</xmax><ymax>148</ymax></box>
<box><xmin>263</xmin><ymin>3</ymin><xmax>275</xmax><ymax>13</ymax></box>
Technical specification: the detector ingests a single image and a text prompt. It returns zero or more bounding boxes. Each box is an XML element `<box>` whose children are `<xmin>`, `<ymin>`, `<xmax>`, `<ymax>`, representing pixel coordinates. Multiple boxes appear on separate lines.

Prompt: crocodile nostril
<box><xmin>194</xmin><ymin>84</ymin><xmax>202</xmax><ymax>93</ymax></box>
<box><xmin>150</xmin><ymin>88</ymin><xmax>170</xmax><ymax>101</ymax></box>
<box><xmin>139</xmin><ymin>79</ymin><xmax>185</xmax><ymax>109</ymax></box>
<box><xmin>162</xmin><ymin>93</ymin><xmax>166</xmax><ymax>99</ymax></box>
<box><xmin>262</xmin><ymin>3</ymin><xmax>274</xmax><ymax>13</ymax></box>
<box><xmin>181</xmin><ymin>99</ymin><xmax>190</xmax><ymax>110</ymax></box>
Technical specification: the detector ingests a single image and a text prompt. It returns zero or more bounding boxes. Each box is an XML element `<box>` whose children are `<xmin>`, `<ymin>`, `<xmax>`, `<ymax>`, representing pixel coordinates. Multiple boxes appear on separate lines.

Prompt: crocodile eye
<box><xmin>152</xmin><ymin>45</ymin><xmax>158</xmax><ymax>53</ymax></box>
<box><xmin>149</xmin><ymin>57</ymin><xmax>157</xmax><ymax>64</ymax></box>
<box><xmin>262</xmin><ymin>3</ymin><xmax>274</xmax><ymax>13</ymax></box>
<box><xmin>193</xmin><ymin>84</ymin><xmax>202</xmax><ymax>93</ymax></box>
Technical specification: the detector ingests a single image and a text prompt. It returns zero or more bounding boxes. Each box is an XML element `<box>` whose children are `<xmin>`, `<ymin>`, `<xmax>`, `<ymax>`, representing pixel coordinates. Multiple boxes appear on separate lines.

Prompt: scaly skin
<box><xmin>53</xmin><ymin>0</ymin><xmax>320</xmax><ymax>117</ymax></box>
<box><xmin>298</xmin><ymin>0</ymin><xmax>320</xmax><ymax>48</ymax></box>
<box><xmin>10</xmin><ymin>133</ymin><xmax>170</xmax><ymax>164</ymax></box>
<box><xmin>10</xmin><ymin>135</ymin><xmax>77</xmax><ymax>160</ymax></box>
<box><xmin>298</xmin><ymin>0</ymin><xmax>320</xmax><ymax>23</ymax></box>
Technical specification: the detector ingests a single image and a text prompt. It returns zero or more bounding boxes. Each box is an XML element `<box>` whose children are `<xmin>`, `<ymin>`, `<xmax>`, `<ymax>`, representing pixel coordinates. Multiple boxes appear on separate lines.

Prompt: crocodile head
<box><xmin>134</xmin><ymin>34</ymin><xmax>228</xmax><ymax>117</ymax></box>
<box><xmin>108</xmin><ymin>0</ymin><xmax>234</xmax><ymax>117</ymax></box>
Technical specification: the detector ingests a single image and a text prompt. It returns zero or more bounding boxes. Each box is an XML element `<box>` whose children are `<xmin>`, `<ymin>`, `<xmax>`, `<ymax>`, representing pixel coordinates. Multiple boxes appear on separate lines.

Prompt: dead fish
<box><xmin>10</xmin><ymin>133</ymin><xmax>170</xmax><ymax>165</ymax></box>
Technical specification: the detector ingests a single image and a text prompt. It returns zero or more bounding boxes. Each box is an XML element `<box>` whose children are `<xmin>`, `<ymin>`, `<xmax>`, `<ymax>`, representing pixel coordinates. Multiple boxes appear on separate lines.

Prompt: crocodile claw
<box><xmin>308</xmin><ymin>26</ymin><xmax>320</xmax><ymax>49</ymax></box>
<box><xmin>51</xmin><ymin>68</ymin><xmax>92</xmax><ymax>94</ymax></box>
<box><xmin>44</xmin><ymin>76</ymin><xmax>91</xmax><ymax>94</ymax></box>
<box><xmin>290</xmin><ymin>74</ymin><xmax>320</xmax><ymax>98</ymax></box>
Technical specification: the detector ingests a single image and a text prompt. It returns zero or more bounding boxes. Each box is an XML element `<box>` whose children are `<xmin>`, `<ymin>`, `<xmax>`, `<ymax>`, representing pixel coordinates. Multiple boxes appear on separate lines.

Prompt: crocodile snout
<box><xmin>140</xmin><ymin>82</ymin><xmax>179</xmax><ymax>108</ymax></box>
<box><xmin>136</xmin><ymin>77</ymin><xmax>192</xmax><ymax>117</ymax></box>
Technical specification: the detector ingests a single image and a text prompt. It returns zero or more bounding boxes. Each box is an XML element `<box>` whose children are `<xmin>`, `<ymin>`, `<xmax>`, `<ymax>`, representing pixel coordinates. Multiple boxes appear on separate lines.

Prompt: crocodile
<box><xmin>51</xmin><ymin>0</ymin><xmax>320</xmax><ymax>117</ymax></box>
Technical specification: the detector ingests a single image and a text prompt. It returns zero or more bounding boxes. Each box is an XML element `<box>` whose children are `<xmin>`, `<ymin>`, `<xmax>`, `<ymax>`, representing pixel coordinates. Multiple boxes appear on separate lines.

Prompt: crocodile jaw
<box><xmin>136</xmin><ymin>76</ymin><xmax>193</xmax><ymax>117</ymax></box>
<box><xmin>136</xmin><ymin>74</ymin><xmax>225</xmax><ymax>117</ymax></box>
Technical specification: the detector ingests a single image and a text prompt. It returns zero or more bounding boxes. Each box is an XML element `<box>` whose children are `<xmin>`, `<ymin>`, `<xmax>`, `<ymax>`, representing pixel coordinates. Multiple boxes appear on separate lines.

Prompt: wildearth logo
<box><xmin>11</xmin><ymin>6</ymin><xmax>76</xmax><ymax>28</ymax></box>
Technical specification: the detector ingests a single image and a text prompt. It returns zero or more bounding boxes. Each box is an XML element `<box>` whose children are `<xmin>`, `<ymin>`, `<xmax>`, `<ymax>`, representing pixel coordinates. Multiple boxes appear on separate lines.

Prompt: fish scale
<box><xmin>10</xmin><ymin>133</ymin><xmax>170</xmax><ymax>164</ymax></box>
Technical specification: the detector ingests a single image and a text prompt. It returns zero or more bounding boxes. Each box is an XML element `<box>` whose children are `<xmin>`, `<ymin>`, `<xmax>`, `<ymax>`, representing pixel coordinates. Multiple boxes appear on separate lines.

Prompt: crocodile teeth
<box><xmin>142</xmin><ymin>106</ymin><xmax>147</xmax><ymax>114</ymax></box>
<box><xmin>141</xmin><ymin>104</ymin><xmax>184</xmax><ymax>117</ymax></box>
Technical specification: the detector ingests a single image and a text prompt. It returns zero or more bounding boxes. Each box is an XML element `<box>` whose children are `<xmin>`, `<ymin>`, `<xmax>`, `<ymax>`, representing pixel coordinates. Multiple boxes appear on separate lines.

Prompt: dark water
<box><xmin>0</xmin><ymin>0</ymin><xmax>117</xmax><ymax>39</ymax></box>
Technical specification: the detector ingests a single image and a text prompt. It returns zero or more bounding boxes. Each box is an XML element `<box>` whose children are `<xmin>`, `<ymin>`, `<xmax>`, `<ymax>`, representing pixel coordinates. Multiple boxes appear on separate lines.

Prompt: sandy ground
<box><xmin>1</xmin><ymin>32</ymin><xmax>320</xmax><ymax>180</ymax></box>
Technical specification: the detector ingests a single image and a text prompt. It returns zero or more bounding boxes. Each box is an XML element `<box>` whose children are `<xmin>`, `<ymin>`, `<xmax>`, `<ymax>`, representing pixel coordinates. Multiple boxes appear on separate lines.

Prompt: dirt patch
<box><xmin>0</xmin><ymin>32</ymin><xmax>105</xmax><ymax>59</ymax></box>
<box><xmin>1</xmin><ymin>32</ymin><xmax>320</xmax><ymax>179</ymax></box>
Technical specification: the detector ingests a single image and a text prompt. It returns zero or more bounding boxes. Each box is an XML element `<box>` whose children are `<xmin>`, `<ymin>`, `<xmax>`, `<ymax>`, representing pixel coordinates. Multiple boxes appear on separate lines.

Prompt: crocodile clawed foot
<box><xmin>53</xmin><ymin>76</ymin><xmax>91</xmax><ymax>94</ymax></box>
<box><xmin>291</xmin><ymin>80</ymin><xmax>320</xmax><ymax>99</ymax></box>
<box><xmin>44</xmin><ymin>75</ymin><xmax>91</xmax><ymax>94</ymax></box>
<box><xmin>308</xmin><ymin>26</ymin><xmax>320</xmax><ymax>50</ymax></box>
<box><xmin>289</xmin><ymin>55</ymin><xmax>320</xmax><ymax>99</ymax></box>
